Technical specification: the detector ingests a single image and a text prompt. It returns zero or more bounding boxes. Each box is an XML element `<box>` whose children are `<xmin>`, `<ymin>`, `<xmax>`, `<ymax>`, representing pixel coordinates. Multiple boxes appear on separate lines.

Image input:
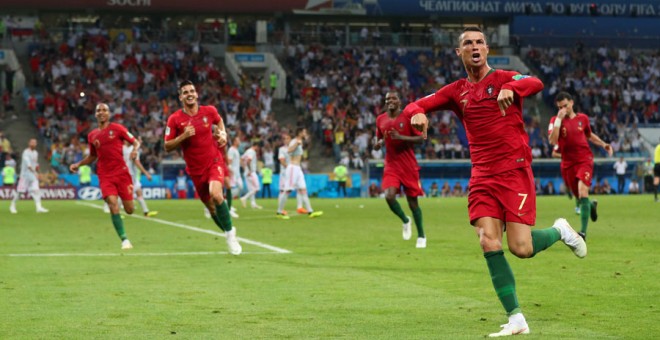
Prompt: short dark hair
<box><xmin>178</xmin><ymin>80</ymin><xmax>194</xmax><ymax>94</ymax></box>
<box><xmin>555</xmin><ymin>91</ymin><xmax>573</xmax><ymax>102</ymax></box>
<box><xmin>458</xmin><ymin>26</ymin><xmax>484</xmax><ymax>46</ymax></box>
<box><xmin>295</xmin><ymin>127</ymin><xmax>306</xmax><ymax>136</ymax></box>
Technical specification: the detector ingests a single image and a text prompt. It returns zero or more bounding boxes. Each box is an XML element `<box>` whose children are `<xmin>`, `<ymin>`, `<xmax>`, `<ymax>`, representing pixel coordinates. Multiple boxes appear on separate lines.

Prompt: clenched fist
<box><xmin>411</xmin><ymin>113</ymin><xmax>428</xmax><ymax>139</ymax></box>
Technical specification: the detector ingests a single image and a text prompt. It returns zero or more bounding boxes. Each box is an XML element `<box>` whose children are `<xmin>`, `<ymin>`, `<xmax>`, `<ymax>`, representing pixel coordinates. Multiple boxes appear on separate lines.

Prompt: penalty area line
<box><xmin>75</xmin><ymin>201</ymin><xmax>292</xmax><ymax>254</ymax></box>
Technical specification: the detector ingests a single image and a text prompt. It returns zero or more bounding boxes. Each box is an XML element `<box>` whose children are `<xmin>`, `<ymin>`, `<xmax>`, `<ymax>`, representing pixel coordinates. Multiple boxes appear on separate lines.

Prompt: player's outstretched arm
<box><xmin>500</xmin><ymin>74</ymin><xmax>544</xmax><ymax>115</ymax></box>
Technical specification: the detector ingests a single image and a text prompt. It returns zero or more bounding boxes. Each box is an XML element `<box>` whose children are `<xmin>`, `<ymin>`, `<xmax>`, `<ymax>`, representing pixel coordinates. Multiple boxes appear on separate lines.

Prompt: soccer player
<box><xmin>373</xmin><ymin>91</ymin><xmax>426</xmax><ymax>248</ymax></box>
<box><xmin>407</xmin><ymin>27</ymin><xmax>586</xmax><ymax>337</ymax></box>
<box><xmin>227</xmin><ymin>136</ymin><xmax>243</xmax><ymax>204</ymax></box>
<box><xmin>164</xmin><ymin>80</ymin><xmax>241</xmax><ymax>255</ymax></box>
<box><xmin>654</xmin><ymin>138</ymin><xmax>660</xmax><ymax>202</ymax></box>
<box><xmin>123</xmin><ymin>137</ymin><xmax>158</xmax><ymax>217</ymax></box>
<box><xmin>548</xmin><ymin>91</ymin><xmax>612</xmax><ymax>240</ymax></box>
<box><xmin>277</xmin><ymin>128</ymin><xmax>323</xmax><ymax>218</ymax></box>
<box><xmin>276</xmin><ymin>133</ymin><xmax>292</xmax><ymax>219</ymax></box>
<box><xmin>70</xmin><ymin>103</ymin><xmax>137</xmax><ymax>250</ymax></box>
<box><xmin>239</xmin><ymin>142</ymin><xmax>262</xmax><ymax>209</ymax></box>
<box><xmin>551</xmin><ymin>145</ymin><xmax>580</xmax><ymax>215</ymax></box>
<box><xmin>9</xmin><ymin>138</ymin><xmax>48</xmax><ymax>214</ymax></box>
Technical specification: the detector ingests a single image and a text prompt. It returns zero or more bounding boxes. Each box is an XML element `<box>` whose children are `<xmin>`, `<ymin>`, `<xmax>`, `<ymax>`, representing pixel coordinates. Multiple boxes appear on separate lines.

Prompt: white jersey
<box><xmin>228</xmin><ymin>146</ymin><xmax>241</xmax><ymax>175</ymax></box>
<box><xmin>288</xmin><ymin>139</ymin><xmax>303</xmax><ymax>157</ymax></box>
<box><xmin>122</xmin><ymin>144</ymin><xmax>140</xmax><ymax>178</ymax></box>
<box><xmin>20</xmin><ymin>148</ymin><xmax>39</xmax><ymax>181</ymax></box>
<box><xmin>242</xmin><ymin>148</ymin><xmax>258</xmax><ymax>174</ymax></box>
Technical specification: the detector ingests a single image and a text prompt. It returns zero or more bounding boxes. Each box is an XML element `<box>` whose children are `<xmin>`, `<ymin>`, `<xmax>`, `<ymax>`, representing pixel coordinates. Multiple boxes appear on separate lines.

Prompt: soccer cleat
<box><xmin>121</xmin><ymin>239</ymin><xmax>133</xmax><ymax>250</ymax></box>
<box><xmin>552</xmin><ymin>218</ymin><xmax>587</xmax><ymax>258</ymax></box>
<box><xmin>281</xmin><ymin>210</ymin><xmax>288</xmax><ymax>216</ymax></box>
<box><xmin>296</xmin><ymin>207</ymin><xmax>309</xmax><ymax>214</ymax></box>
<box><xmin>276</xmin><ymin>213</ymin><xmax>290</xmax><ymax>220</ymax></box>
<box><xmin>9</xmin><ymin>205</ymin><xmax>17</xmax><ymax>214</ymax></box>
<box><xmin>590</xmin><ymin>200</ymin><xmax>598</xmax><ymax>222</ymax></box>
<box><xmin>308</xmin><ymin>211</ymin><xmax>323</xmax><ymax>218</ymax></box>
<box><xmin>488</xmin><ymin>321</ymin><xmax>530</xmax><ymax>337</ymax></box>
<box><xmin>230</xmin><ymin>206</ymin><xmax>237</xmax><ymax>213</ymax></box>
<box><xmin>251</xmin><ymin>204</ymin><xmax>263</xmax><ymax>210</ymax></box>
<box><xmin>36</xmin><ymin>207</ymin><xmax>49</xmax><ymax>213</ymax></box>
<box><xmin>416</xmin><ymin>237</ymin><xmax>427</xmax><ymax>248</ymax></box>
<box><xmin>145</xmin><ymin>211</ymin><xmax>159</xmax><ymax>217</ymax></box>
<box><xmin>574</xmin><ymin>206</ymin><xmax>580</xmax><ymax>215</ymax></box>
<box><xmin>402</xmin><ymin>216</ymin><xmax>412</xmax><ymax>240</ymax></box>
<box><xmin>225</xmin><ymin>227</ymin><xmax>242</xmax><ymax>255</ymax></box>
<box><xmin>204</xmin><ymin>208</ymin><xmax>211</xmax><ymax>219</ymax></box>
<box><xmin>240</xmin><ymin>197</ymin><xmax>247</xmax><ymax>208</ymax></box>
<box><xmin>103</xmin><ymin>205</ymin><xmax>110</xmax><ymax>213</ymax></box>
<box><xmin>230</xmin><ymin>210</ymin><xmax>240</xmax><ymax>219</ymax></box>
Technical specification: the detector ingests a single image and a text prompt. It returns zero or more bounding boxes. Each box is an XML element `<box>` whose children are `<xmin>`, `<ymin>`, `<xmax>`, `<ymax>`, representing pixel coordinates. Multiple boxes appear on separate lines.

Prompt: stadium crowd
<box><xmin>24</xmin><ymin>27</ymin><xmax>292</xmax><ymax>177</ymax></box>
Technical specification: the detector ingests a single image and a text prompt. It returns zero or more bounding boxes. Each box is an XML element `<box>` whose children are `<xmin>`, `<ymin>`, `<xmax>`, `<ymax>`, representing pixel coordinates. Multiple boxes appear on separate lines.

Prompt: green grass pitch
<box><xmin>1</xmin><ymin>195</ymin><xmax>658</xmax><ymax>339</ymax></box>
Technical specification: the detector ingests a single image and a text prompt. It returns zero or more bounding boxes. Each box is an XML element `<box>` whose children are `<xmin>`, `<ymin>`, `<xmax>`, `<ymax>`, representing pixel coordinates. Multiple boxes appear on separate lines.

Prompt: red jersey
<box><xmin>164</xmin><ymin>105</ymin><xmax>223</xmax><ymax>176</ymax></box>
<box><xmin>376</xmin><ymin>107</ymin><xmax>422</xmax><ymax>174</ymax></box>
<box><xmin>406</xmin><ymin>69</ymin><xmax>543</xmax><ymax>177</ymax></box>
<box><xmin>88</xmin><ymin>123</ymin><xmax>135</xmax><ymax>178</ymax></box>
<box><xmin>548</xmin><ymin>113</ymin><xmax>593</xmax><ymax>168</ymax></box>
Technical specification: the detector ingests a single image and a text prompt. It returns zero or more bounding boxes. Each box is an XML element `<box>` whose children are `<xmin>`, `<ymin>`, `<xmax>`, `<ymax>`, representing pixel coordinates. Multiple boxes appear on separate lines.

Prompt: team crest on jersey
<box><xmin>203</xmin><ymin>116</ymin><xmax>209</xmax><ymax>127</ymax></box>
<box><xmin>486</xmin><ymin>84</ymin><xmax>494</xmax><ymax>96</ymax></box>
<box><xmin>399</xmin><ymin>122</ymin><xmax>404</xmax><ymax>129</ymax></box>
<box><xmin>577</xmin><ymin>121</ymin><xmax>583</xmax><ymax>131</ymax></box>
<box><xmin>108</xmin><ymin>130</ymin><xmax>115</xmax><ymax>139</ymax></box>
<box><xmin>561</xmin><ymin>127</ymin><xmax>567</xmax><ymax>137</ymax></box>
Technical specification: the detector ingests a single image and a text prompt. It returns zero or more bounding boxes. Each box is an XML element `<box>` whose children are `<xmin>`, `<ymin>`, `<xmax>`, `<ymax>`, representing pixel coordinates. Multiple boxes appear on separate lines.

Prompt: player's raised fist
<box><xmin>411</xmin><ymin>113</ymin><xmax>428</xmax><ymax>139</ymax></box>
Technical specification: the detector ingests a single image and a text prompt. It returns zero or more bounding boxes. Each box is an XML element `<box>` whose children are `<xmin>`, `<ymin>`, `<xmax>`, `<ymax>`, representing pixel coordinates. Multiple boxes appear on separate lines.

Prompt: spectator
<box><xmin>175</xmin><ymin>169</ymin><xmax>188</xmax><ymax>199</ymax></box>
<box><xmin>452</xmin><ymin>182</ymin><xmax>463</xmax><ymax>197</ymax></box>
<box><xmin>368</xmin><ymin>182</ymin><xmax>382</xmax><ymax>198</ymax></box>
<box><xmin>628</xmin><ymin>179</ymin><xmax>640</xmax><ymax>194</ymax></box>
<box><xmin>613</xmin><ymin>157</ymin><xmax>627</xmax><ymax>194</ymax></box>
<box><xmin>333</xmin><ymin>162</ymin><xmax>348</xmax><ymax>197</ymax></box>
<box><xmin>441</xmin><ymin>181</ymin><xmax>451</xmax><ymax>197</ymax></box>
<box><xmin>428</xmin><ymin>182</ymin><xmax>439</xmax><ymax>197</ymax></box>
<box><xmin>543</xmin><ymin>181</ymin><xmax>556</xmax><ymax>195</ymax></box>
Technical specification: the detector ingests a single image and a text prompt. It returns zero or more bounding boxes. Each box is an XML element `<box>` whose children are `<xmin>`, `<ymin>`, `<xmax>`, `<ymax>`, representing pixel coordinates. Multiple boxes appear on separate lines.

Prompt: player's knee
<box><xmin>478</xmin><ymin>235</ymin><xmax>502</xmax><ymax>252</ymax></box>
<box><xmin>211</xmin><ymin>192</ymin><xmax>225</xmax><ymax>205</ymax></box>
<box><xmin>124</xmin><ymin>206</ymin><xmax>135</xmax><ymax>215</ymax></box>
<box><xmin>509</xmin><ymin>244</ymin><xmax>533</xmax><ymax>259</ymax></box>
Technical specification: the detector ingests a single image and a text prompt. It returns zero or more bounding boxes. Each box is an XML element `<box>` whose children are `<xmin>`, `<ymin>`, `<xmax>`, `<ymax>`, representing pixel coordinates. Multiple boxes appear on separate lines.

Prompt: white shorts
<box><xmin>284</xmin><ymin>164</ymin><xmax>306</xmax><ymax>191</ymax></box>
<box><xmin>246</xmin><ymin>172</ymin><xmax>260</xmax><ymax>191</ymax></box>
<box><xmin>17</xmin><ymin>176</ymin><xmax>39</xmax><ymax>193</ymax></box>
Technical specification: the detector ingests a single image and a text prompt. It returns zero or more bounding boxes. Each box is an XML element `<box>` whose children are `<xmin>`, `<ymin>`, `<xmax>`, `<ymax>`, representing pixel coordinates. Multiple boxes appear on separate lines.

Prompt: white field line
<box><xmin>76</xmin><ymin>201</ymin><xmax>292</xmax><ymax>254</ymax></box>
<box><xmin>7</xmin><ymin>251</ymin><xmax>275</xmax><ymax>257</ymax></box>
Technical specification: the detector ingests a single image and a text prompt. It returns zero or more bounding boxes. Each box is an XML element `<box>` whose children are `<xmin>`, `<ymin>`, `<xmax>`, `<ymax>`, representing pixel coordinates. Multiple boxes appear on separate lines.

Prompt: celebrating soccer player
<box><xmin>407</xmin><ymin>27</ymin><xmax>587</xmax><ymax>337</ymax></box>
<box><xmin>164</xmin><ymin>80</ymin><xmax>241</xmax><ymax>255</ymax></box>
<box><xmin>549</xmin><ymin>91</ymin><xmax>612</xmax><ymax>240</ymax></box>
<box><xmin>374</xmin><ymin>91</ymin><xmax>426</xmax><ymax>248</ymax></box>
<box><xmin>70</xmin><ymin>103</ymin><xmax>138</xmax><ymax>250</ymax></box>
